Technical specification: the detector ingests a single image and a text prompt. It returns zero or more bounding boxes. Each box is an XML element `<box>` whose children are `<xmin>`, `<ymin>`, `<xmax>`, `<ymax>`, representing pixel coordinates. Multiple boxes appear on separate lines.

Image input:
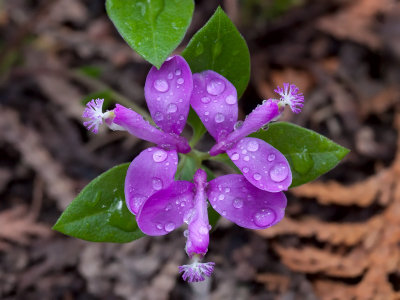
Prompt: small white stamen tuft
<box><xmin>179</xmin><ymin>258</ymin><xmax>215</xmax><ymax>283</ymax></box>
<box><xmin>274</xmin><ymin>83</ymin><xmax>304</xmax><ymax>114</ymax></box>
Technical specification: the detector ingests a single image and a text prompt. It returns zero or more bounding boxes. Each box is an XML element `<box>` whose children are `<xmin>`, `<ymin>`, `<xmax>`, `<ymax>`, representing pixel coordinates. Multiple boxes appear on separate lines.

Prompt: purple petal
<box><xmin>113</xmin><ymin>104</ymin><xmax>190</xmax><ymax>153</ymax></box>
<box><xmin>185</xmin><ymin>169</ymin><xmax>209</xmax><ymax>257</ymax></box>
<box><xmin>190</xmin><ymin>70</ymin><xmax>238</xmax><ymax>141</ymax></box>
<box><xmin>226</xmin><ymin>137</ymin><xmax>292</xmax><ymax>192</ymax></box>
<box><xmin>209</xmin><ymin>100</ymin><xmax>280</xmax><ymax>156</ymax></box>
<box><xmin>145</xmin><ymin>55</ymin><xmax>193</xmax><ymax>135</ymax></box>
<box><xmin>207</xmin><ymin>174</ymin><xmax>287</xmax><ymax>229</ymax></box>
<box><xmin>125</xmin><ymin>147</ymin><xmax>179</xmax><ymax>215</ymax></box>
<box><xmin>136</xmin><ymin>181</ymin><xmax>195</xmax><ymax>236</ymax></box>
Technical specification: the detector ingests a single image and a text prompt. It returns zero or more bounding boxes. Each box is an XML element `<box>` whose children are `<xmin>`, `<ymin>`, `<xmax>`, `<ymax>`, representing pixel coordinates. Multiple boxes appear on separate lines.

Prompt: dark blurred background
<box><xmin>1</xmin><ymin>0</ymin><xmax>400</xmax><ymax>299</ymax></box>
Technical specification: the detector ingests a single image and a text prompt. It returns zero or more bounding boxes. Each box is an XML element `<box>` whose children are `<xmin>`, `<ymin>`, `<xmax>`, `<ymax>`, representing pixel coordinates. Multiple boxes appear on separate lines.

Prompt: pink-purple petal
<box><xmin>145</xmin><ymin>55</ymin><xmax>193</xmax><ymax>135</ymax></box>
<box><xmin>190</xmin><ymin>71</ymin><xmax>238</xmax><ymax>142</ymax></box>
<box><xmin>125</xmin><ymin>147</ymin><xmax>178</xmax><ymax>215</ymax></box>
<box><xmin>113</xmin><ymin>104</ymin><xmax>190</xmax><ymax>153</ymax></box>
<box><xmin>136</xmin><ymin>181</ymin><xmax>195</xmax><ymax>236</ymax></box>
<box><xmin>207</xmin><ymin>174</ymin><xmax>287</xmax><ymax>229</ymax></box>
<box><xmin>226</xmin><ymin>137</ymin><xmax>292</xmax><ymax>192</ymax></box>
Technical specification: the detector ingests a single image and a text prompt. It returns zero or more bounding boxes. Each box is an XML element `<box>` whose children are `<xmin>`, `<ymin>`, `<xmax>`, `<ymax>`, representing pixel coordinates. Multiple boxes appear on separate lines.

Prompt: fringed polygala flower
<box><xmin>82</xmin><ymin>55</ymin><xmax>194</xmax><ymax>214</ymax></box>
<box><xmin>136</xmin><ymin>168</ymin><xmax>287</xmax><ymax>282</ymax></box>
<box><xmin>190</xmin><ymin>70</ymin><xmax>304</xmax><ymax>192</ymax></box>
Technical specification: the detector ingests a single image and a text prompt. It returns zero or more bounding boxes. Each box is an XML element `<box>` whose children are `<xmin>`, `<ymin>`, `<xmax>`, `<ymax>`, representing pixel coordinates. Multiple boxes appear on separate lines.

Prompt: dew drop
<box><xmin>222</xmin><ymin>210</ymin><xmax>227</xmax><ymax>216</ymax></box>
<box><xmin>154</xmin><ymin>111</ymin><xmax>163</xmax><ymax>121</ymax></box>
<box><xmin>253</xmin><ymin>173</ymin><xmax>262</xmax><ymax>181</ymax></box>
<box><xmin>201</xmin><ymin>96</ymin><xmax>211</xmax><ymax>104</ymax></box>
<box><xmin>154</xmin><ymin>79</ymin><xmax>169</xmax><ymax>92</ymax></box>
<box><xmin>225</xmin><ymin>187</ymin><xmax>231</xmax><ymax>193</ymax></box>
<box><xmin>179</xmin><ymin>114</ymin><xmax>185</xmax><ymax>120</ymax></box>
<box><xmin>165</xmin><ymin>222</ymin><xmax>175</xmax><ymax>232</ymax></box>
<box><xmin>207</xmin><ymin>79</ymin><xmax>225</xmax><ymax>95</ymax></box>
<box><xmin>225</xmin><ymin>95</ymin><xmax>236</xmax><ymax>105</ymax></box>
<box><xmin>234</xmin><ymin>121</ymin><xmax>243</xmax><ymax>130</ymax></box>
<box><xmin>167</xmin><ymin>103</ymin><xmax>178</xmax><ymax>113</ymax></box>
<box><xmin>167</xmin><ymin>72</ymin><xmax>173</xmax><ymax>79</ymax></box>
<box><xmin>175</xmin><ymin>69</ymin><xmax>181</xmax><ymax>76</ymax></box>
<box><xmin>242</xmin><ymin>149</ymin><xmax>247</xmax><ymax>154</ymax></box>
<box><xmin>254</xmin><ymin>209</ymin><xmax>275</xmax><ymax>227</ymax></box>
<box><xmin>199</xmin><ymin>226</ymin><xmax>208</xmax><ymax>235</ymax></box>
<box><xmin>177</xmin><ymin>78</ymin><xmax>184</xmax><ymax>84</ymax></box>
<box><xmin>204</xmin><ymin>111</ymin><xmax>209</xmax><ymax>116</ymax></box>
<box><xmin>152</xmin><ymin>149</ymin><xmax>167</xmax><ymax>162</ymax></box>
<box><xmin>268</xmin><ymin>154</ymin><xmax>275</xmax><ymax>161</ymax></box>
<box><xmin>242</xmin><ymin>167</ymin><xmax>249</xmax><ymax>174</ymax></box>
<box><xmin>231</xmin><ymin>153</ymin><xmax>239</xmax><ymax>161</ymax></box>
<box><xmin>233</xmin><ymin>198</ymin><xmax>243</xmax><ymax>209</ymax></box>
<box><xmin>270</xmin><ymin>163</ymin><xmax>289</xmax><ymax>182</ymax></box>
<box><xmin>218</xmin><ymin>194</ymin><xmax>225</xmax><ymax>200</ymax></box>
<box><xmin>247</xmin><ymin>140</ymin><xmax>259</xmax><ymax>152</ymax></box>
<box><xmin>156</xmin><ymin>223</ymin><xmax>163</xmax><ymax>230</ymax></box>
<box><xmin>214</xmin><ymin>113</ymin><xmax>225</xmax><ymax>123</ymax></box>
<box><xmin>243</xmin><ymin>156</ymin><xmax>250</xmax><ymax>161</ymax></box>
<box><xmin>152</xmin><ymin>178</ymin><xmax>163</xmax><ymax>190</ymax></box>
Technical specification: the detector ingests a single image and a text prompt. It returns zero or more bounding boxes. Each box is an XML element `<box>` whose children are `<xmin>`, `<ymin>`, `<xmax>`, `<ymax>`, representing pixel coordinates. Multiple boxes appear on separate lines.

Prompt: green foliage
<box><xmin>53</xmin><ymin>164</ymin><xmax>144</xmax><ymax>243</ymax></box>
<box><xmin>252</xmin><ymin>122</ymin><xmax>349</xmax><ymax>187</ymax></box>
<box><xmin>106</xmin><ymin>0</ymin><xmax>194</xmax><ymax>68</ymax></box>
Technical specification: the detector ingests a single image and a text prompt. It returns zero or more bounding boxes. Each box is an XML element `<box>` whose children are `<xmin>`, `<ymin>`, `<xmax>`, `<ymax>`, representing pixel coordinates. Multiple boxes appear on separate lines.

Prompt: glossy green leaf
<box><xmin>53</xmin><ymin>164</ymin><xmax>144</xmax><ymax>243</ymax></box>
<box><xmin>182</xmin><ymin>6</ymin><xmax>250</xmax><ymax>98</ymax></box>
<box><xmin>251</xmin><ymin>122</ymin><xmax>350</xmax><ymax>187</ymax></box>
<box><xmin>187</xmin><ymin>108</ymin><xmax>207</xmax><ymax>147</ymax></box>
<box><xmin>106</xmin><ymin>0</ymin><xmax>194</xmax><ymax>68</ymax></box>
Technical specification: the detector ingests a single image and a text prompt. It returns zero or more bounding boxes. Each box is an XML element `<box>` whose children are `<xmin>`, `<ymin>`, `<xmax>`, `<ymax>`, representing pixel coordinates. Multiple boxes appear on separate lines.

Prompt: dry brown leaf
<box><xmin>0</xmin><ymin>205</ymin><xmax>51</xmax><ymax>250</ymax></box>
<box><xmin>256</xmin><ymin>273</ymin><xmax>290</xmax><ymax>294</ymax></box>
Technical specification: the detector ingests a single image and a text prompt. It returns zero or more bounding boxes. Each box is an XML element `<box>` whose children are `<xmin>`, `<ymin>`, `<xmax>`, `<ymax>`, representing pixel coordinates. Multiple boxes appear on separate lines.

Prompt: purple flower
<box><xmin>136</xmin><ymin>168</ymin><xmax>287</xmax><ymax>282</ymax></box>
<box><xmin>82</xmin><ymin>55</ymin><xmax>193</xmax><ymax>214</ymax></box>
<box><xmin>191</xmin><ymin>70</ymin><xmax>304</xmax><ymax>192</ymax></box>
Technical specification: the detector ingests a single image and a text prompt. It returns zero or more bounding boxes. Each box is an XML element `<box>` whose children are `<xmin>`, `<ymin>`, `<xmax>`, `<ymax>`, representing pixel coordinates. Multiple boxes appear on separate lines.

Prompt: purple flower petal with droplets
<box><xmin>82</xmin><ymin>98</ymin><xmax>105</xmax><ymax>133</ymax></box>
<box><xmin>209</xmin><ymin>99</ymin><xmax>280</xmax><ymax>156</ymax></box>
<box><xmin>136</xmin><ymin>181</ymin><xmax>195</xmax><ymax>236</ymax></box>
<box><xmin>190</xmin><ymin>70</ymin><xmax>238</xmax><ymax>141</ymax></box>
<box><xmin>145</xmin><ymin>55</ymin><xmax>193</xmax><ymax>135</ymax></box>
<box><xmin>113</xmin><ymin>104</ymin><xmax>190</xmax><ymax>153</ymax></box>
<box><xmin>179</xmin><ymin>261</ymin><xmax>215</xmax><ymax>282</ymax></box>
<box><xmin>274</xmin><ymin>83</ymin><xmax>304</xmax><ymax>113</ymax></box>
<box><xmin>207</xmin><ymin>174</ymin><xmax>287</xmax><ymax>229</ymax></box>
<box><xmin>125</xmin><ymin>147</ymin><xmax>178</xmax><ymax>215</ymax></box>
<box><xmin>185</xmin><ymin>169</ymin><xmax>209</xmax><ymax>257</ymax></box>
<box><xmin>226</xmin><ymin>137</ymin><xmax>292</xmax><ymax>192</ymax></box>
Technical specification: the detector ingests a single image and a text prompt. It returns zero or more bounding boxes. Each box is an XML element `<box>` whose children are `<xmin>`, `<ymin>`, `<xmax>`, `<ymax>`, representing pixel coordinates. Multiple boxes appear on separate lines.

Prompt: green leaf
<box><xmin>187</xmin><ymin>108</ymin><xmax>207</xmax><ymax>147</ymax></box>
<box><xmin>106</xmin><ymin>0</ymin><xmax>194</xmax><ymax>68</ymax></box>
<box><xmin>53</xmin><ymin>164</ymin><xmax>144</xmax><ymax>243</ymax></box>
<box><xmin>251</xmin><ymin>122</ymin><xmax>350</xmax><ymax>187</ymax></box>
<box><xmin>182</xmin><ymin>6</ymin><xmax>250</xmax><ymax>98</ymax></box>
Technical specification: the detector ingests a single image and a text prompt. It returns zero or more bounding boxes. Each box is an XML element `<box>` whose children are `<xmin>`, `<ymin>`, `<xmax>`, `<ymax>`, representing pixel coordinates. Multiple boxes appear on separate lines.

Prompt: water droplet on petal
<box><xmin>231</xmin><ymin>153</ymin><xmax>239</xmax><ymax>161</ymax></box>
<box><xmin>156</xmin><ymin>223</ymin><xmax>163</xmax><ymax>230</ymax></box>
<box><xmin>242</xmin><ymin>167</ymin><xmax>249</xmax><ymax>173</ymax></box>
<box><xmin>152</xmin><ymin>178</ymin><xmax>163</xmax><ymax>190</ymax></box>
<box><xmin>167</xmin><ymin>72</ymin><xmax>173</xmax><ymax>79</ymax></box>
<box><xmin>167</xmin><ymin>103</ymin><xmax>178</xmax><ymax>113</ymax></box>
<box><xmin>175</xmin><ymin>69</ymin><xmax>181</xmax><ymax>76</ymax></box>
<box><xmin>154</xmin><ymin>79</ymin><xmax>169</xmax><ymax>92</ymax></box>
<box><xmin>199</xmin><ymin>226</ymin><xmax>208</xmax><ymax>235</ymax></box>
<box><xmin>207</xmin><ymin>79</ymin><xmax>225</xmax><ymax>95</ymax></box>
<box><xmin>270</xmin><ymin>163</ymin><xmax>289</xmax><ymax>182</ymax></box>
<box><xmin>234</xmin><ymin>121</ymin><xmax>243</xmax><ymax>130</ymax></box>
<box><xmin>253</xmin><ymin>173</ymin><xmax>262</xmax><ymax>181</ymax></box>
<box><xmin>204</xmin><ymin>111</ymin><xmax>209</xmax><ymax>116</ymax></box>
<box><xmin>254</xmin><ymin>209</ymin><xmax>275</xmax><ymax>227</ymax></box>
<box><xmin>152</xmin><ymin>149</ymin><xmax>167</xmax><ymax>162</ymax></box>
<box><xmin>247</xmin><ymin>140</ymin><xmax>259</xmax><ymax>152</ymax></box>
<box><xmin>242</xmin><ymin>149</ymin><xmax>247</xmax><ymax>154</ymax></box>
<box><xmin>225</xmin><ymin>187</ymin><xmax>230</xmax><ymax>193</ymax></box>
<box><xmin>165</xmin><ymin>222</ymin><xmax>175</xmax><ymax>232</ymax></box>
<box><xmin>215</xmin><ymin>113</ymin><xmax>225</xmax><ymax>123</ymax></box>
<box><xmin>201</xmin><ymin>97</ymin><xmax>211</xmax><ymax>104</ymax></box>
<box><xmin>225</xmin><ymin>95</ymin><xmax>236</xmax><ymax>105</ymax></box>
<box><xmin>218</xmin><ymin>194</ymin><xmax>225</xmax><ymax>200</ymax></box>
<box><xmin>268</xmin><ymin>154</ymin><xmax>275</xmax><ymax>161</ymax></box>
<box><xmin>243</xmin><ymin>156</ymin><xmax>250</xmax><ymax>161</ymax></box>
<box><xmin>154</xmin><ymin>111</ymin><xmax>163</xmax><ymax>121</ymax></box>
<box><xmin>222</xmin><ymin>210</ymin><xmax>227</xmax><ymax>216</ymax></box>
<box><xmin>233</xmin><ymin>198</ymin><xmax>243</xmax><ymax>209</ymax></box>
<box><xmin>177</xmin><ymin>78</ymin><xmax>184</xmax><ymax>84</ymax></box>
